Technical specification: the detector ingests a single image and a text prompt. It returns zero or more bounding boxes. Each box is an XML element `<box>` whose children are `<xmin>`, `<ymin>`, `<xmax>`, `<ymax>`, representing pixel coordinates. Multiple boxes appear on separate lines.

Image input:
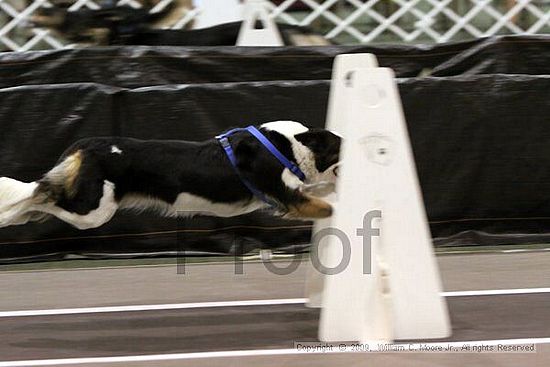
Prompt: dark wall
<box><xmin>1</xmin><ymin>35</ymin><xmax>550</xmax><ymax>263</ymax></box>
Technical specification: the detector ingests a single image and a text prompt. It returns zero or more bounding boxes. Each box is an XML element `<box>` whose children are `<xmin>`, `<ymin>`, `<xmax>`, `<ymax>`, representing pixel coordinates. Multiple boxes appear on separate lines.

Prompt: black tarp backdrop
<box><xmin>0</xmin><ymin>42</ymin><xmax>460</xmax><ymax>87</ymax></box>
<box><xmin>1</xmin><ymin>36</ymin><xmax>548</xmax><ymax>89</ymax></box>
<box><xmin>1</xmin><ymin>35</ymin><xmax>550</xmax><ymax>263</ymax></box>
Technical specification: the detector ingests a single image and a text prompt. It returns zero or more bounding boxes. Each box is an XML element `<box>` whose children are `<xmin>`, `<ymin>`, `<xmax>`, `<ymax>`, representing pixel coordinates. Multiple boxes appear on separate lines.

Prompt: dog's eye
<box><xmin>333</xmin><ymin>166</ymin><xmax>339</xmax><ymax>177</ymax></box>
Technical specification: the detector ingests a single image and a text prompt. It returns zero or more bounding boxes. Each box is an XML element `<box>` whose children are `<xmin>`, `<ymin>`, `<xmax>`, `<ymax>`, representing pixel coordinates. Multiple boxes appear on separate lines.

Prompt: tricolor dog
<box><xmin>0</xmin><ymin>121</ymin><xmax>341</xmax><ymax>230</ymax></box>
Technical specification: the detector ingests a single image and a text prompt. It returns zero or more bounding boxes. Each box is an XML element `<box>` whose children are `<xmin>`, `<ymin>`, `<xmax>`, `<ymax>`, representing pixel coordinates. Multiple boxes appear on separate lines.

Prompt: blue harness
<box><xmin>216</xmin><ymin>126</ymin><xmax>306</xmax><ymax>208</ymax></box>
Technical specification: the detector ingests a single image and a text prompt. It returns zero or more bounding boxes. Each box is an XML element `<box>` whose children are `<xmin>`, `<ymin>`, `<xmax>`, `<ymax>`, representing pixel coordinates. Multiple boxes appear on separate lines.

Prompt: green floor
<box><xmin>1</xmin><ymin>243</ymin><xmax>550</xmax><ymax>272</ymax></box>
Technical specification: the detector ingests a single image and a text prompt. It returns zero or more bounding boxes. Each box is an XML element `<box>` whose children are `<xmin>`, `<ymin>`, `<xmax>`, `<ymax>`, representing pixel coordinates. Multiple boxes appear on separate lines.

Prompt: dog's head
<box><xmin>259</xmin><ymin>121</ymin><xmax>341</xmax><ymax>192</ymax></box>
<box><xmin>225</xmin><ymin>121</ymin><xmax>341</xmax><ymax>217</ymax></box>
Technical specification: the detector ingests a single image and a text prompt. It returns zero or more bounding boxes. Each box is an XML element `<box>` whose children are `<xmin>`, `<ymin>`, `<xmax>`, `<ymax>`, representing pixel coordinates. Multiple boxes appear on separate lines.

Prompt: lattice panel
<box><xmin>267</xmin><ymin>0</ymin><xmax>550</xmax><ymax>43</ymax></box>
<box><xmin>0</xmin><ymin>0</ymin><xmax>549</xmax><ymax>51</ymax></box>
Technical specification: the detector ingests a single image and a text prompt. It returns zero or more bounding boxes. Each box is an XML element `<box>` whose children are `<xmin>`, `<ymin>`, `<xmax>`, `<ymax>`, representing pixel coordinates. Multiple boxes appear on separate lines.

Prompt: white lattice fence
<box><xmin>0</xmin><ymin>0</ymin><xmax>549</xmax><ymax>51</ymax></box>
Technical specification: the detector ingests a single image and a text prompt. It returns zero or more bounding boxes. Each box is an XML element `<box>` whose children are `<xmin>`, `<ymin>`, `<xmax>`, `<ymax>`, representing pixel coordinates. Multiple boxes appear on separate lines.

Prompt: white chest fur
<box><xmin>119</xmin><ymin>192</ymin><xmax>265</xmax><ymax>218</ymax></box>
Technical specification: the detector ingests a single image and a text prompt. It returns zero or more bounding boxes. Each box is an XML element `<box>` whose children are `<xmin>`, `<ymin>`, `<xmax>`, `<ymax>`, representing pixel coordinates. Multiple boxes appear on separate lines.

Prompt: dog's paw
<box><xmin>285</xmin><ymin>196</ymin><xmax>333</xmax><ymax>220</ymax></box>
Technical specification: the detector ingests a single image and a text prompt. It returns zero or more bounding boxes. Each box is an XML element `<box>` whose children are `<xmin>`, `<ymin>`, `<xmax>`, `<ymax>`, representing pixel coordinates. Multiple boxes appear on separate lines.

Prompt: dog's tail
<box><xmin>0</xmin><ymin>177</ymin><xmax>44</xmax><ymax>227</ymax></box>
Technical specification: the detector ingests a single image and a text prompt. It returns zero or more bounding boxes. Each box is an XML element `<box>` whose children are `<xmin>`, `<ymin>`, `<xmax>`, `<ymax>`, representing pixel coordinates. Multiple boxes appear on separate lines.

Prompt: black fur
<box><xmin>119</xmin><ymin>22</ymin><xmax>331</xmax><ymax>46</ymax></box>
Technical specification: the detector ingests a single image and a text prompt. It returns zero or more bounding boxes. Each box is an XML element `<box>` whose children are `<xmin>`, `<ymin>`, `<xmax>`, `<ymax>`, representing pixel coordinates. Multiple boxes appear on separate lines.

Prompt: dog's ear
<box><xmin>295</xmin><ymin>129</ymin><xmax>342</xmax><ymax>172</ymax></box>
<box><xmin>295</xmin><ymin>129</ymin><xmax>341</xmax><ymax>153</ymax></box>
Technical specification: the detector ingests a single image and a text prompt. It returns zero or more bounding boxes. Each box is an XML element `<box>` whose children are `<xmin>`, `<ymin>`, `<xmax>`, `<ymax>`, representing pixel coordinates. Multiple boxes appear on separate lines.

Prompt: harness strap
<box><xmin>216</xmin><ymin>126</ymin><xmax>307</xmax><ymax>207</ymax></box>
<box><xmin>246</xmin><ymin>126</ymin><xmax>306</xmax><ymax>181</ymax></box>
<box><xmin>217</xmin><ymin>135</ymin><xmax>278</xmax><ymax>207</ymax></box>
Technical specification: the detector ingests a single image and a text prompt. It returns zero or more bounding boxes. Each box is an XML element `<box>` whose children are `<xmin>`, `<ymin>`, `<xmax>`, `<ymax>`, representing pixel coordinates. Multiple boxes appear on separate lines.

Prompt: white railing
<box><xmin>0</xmin><ymin>0</ymin><xmax>549</xmax><ymax>51</ymax></box>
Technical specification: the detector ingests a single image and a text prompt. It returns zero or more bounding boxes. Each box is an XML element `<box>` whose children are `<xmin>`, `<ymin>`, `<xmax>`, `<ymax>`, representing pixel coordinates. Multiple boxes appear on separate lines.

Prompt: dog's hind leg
<box><xmin>1</xmin><ymin>147</ymin><xmax>118</xmax><ymax>229</ymax></box>
<box><xmin>35</xmin><ymin>180</ymin><xmax>119</xmax><ymax>230</ymax></box>
<box><xmin>31</xmin><ymin>148</ymin><xmax>119</xmax><ymax>229</ymax></box>
<box><xmin>5</xmin><ymin>211</ymin><xmax>51</xmax><ymax>226</ymax></box>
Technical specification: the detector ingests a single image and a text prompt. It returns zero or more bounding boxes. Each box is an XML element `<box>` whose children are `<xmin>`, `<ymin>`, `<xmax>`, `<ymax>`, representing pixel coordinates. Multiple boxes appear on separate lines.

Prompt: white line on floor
<box><xmin>443</xmin><ymin>287</ymin><xmax>550</xmax><ymax>297</ymax></box>
<box><xmin>0</xmin><ymin>298</ymin><xmax>306</xmax><ymax>318</ymax></box>
<box><xmin>0</xmin><ymin>288</ymin><xmax>548</xmax><ymax>318</ymax></box>
<box><xmin>0</xmin><ymin>337</ymin><xmax>548</xmax><ymax>366</ymax></box>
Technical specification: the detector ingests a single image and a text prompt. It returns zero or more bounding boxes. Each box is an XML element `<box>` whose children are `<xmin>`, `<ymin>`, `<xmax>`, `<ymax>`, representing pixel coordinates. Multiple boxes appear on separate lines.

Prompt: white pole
<box><xmin>314</xmin><ymin>54</ymin><xmax>451</xmax><ymax>342</ymax></box>
<box><xmin>236</xmin><ymin>0</ymin><xmax>283</xmax><ymax>46</ymax></box>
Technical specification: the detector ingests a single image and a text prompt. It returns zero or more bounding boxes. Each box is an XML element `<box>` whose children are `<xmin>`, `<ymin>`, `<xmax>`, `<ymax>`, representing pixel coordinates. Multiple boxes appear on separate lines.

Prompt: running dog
<box><xmin>0</xmin><ymin>121</ymin><xmax>341</xmax><ymax>230</ymax></box>
<box><xmin>28</xmin><ymin>1</ymin><xmax>331</xmax><ymax>46</ymax></box>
